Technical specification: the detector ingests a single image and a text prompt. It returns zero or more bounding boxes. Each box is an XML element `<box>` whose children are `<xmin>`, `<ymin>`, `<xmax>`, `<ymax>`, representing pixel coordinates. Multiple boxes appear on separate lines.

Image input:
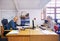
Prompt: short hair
<box><xmin>25</xmin><ymin>13</ymin><xmax>29</xmax><ymax>16</ymax></box>
<box><xmin>47</xmin><ymin>16</ymin><xmax>52</xmax><ymax>20</ymax></box>
<box><xmin>14</xmin><ymin>16</ymin><xmax>18</xmax><ymax>19</ymax></box>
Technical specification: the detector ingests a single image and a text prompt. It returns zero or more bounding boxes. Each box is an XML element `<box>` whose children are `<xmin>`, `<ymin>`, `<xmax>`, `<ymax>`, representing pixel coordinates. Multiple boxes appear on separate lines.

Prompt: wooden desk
<box><xmin>0</xmin><ymin>26</ymin><xmax>4</xmax><ymax>37</ymax></box>
<box><xmin>6</xmin><ymin>29</ymin><xmax>58</xmax><ymax>41</ymax></box>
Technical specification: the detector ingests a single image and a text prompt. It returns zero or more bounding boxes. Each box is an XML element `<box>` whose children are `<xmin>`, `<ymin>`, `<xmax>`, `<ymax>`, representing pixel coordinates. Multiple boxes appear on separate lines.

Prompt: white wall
<box><xmin>0</xmin><ymin>0</ymin><xmax>16</xmax><ymax>10</ymax></box>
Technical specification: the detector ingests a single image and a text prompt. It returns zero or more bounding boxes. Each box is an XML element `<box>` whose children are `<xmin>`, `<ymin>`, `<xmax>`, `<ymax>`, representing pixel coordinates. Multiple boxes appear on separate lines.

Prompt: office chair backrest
<box><xmin>1</xmin><ymin>19</ymin><xmax>8</xmax><ymax>26</ymax></box>
<box><xmin>1</xmin><ymin>19</ymin><xmax>10</xmax><ymax>30</ymax></box>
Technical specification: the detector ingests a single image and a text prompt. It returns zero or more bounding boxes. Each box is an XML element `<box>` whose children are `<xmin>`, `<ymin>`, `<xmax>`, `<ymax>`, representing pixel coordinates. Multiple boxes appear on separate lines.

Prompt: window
<box><xmin>56</xmin><ymin>14</ymin><xmax>60</xmax><ymax>19</ymax></box>
<box><xmin>41</xmin><ymin>8</ymin><xmax>46</xmax><ymax>20</ymax></box>
<box><xmin>45</xmin><ymin>0</ymin><xmax>60</xmax><ymax>22</ymax></box>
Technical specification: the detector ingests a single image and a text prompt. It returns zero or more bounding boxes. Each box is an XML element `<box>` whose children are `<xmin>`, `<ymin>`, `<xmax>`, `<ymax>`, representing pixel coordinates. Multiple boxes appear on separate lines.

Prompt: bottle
<box><xmin>32</xmin><ymin>20</ymin><xmax>35</xmax><ymax>29</ymax></box>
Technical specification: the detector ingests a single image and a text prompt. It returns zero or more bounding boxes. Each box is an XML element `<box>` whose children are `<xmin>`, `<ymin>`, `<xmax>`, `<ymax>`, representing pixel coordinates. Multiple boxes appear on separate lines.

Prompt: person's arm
<box><xmin>9</xmin><ymin>21</ymin><xmax>17</xmax><ymax>30</ymax></box>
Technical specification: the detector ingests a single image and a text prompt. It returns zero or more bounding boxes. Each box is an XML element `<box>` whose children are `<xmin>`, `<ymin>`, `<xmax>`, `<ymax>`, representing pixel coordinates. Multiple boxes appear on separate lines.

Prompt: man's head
<box><xmin>25</xmin><ymin>13</ymin><xmax>29</xmax><ymax>17</ymax></box>
<box><xmin>47</xmin><ymin>16</ymin><xmax>52</xmax><ymax>22</ymax></box>
<box><xmin>13</xmin><ymin>16</ymin><xmax>18</xmax><ymax>22</ymax></box>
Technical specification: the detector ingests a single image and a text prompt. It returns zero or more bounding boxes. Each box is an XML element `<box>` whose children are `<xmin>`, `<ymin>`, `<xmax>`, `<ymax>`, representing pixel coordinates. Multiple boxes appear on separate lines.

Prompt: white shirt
<box><xmin>48</xmin><ymin>21</ymin><xmax>55</xmax><ymax>31</ymax></box>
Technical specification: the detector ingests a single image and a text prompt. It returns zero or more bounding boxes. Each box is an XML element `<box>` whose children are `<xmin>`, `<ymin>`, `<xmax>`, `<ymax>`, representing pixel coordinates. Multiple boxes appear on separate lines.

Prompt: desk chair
<box><xmin>54</xmin><ymin>19</ymin><xmax>60</xmax><ymax>41</ymax></box>
<box><xmin>56</xmin><ymin>24</ymin><xmax>60</xmax><ymax>41</ymax></box>
<box><xmin>1</xmin><ymin>19</ymin><xmax>10</xmax><ymax>36</ymax></box>
<box><xmin>1</xmin><ymin>19</ymin><xmax>10</xmax><ymax>30</ymax></box>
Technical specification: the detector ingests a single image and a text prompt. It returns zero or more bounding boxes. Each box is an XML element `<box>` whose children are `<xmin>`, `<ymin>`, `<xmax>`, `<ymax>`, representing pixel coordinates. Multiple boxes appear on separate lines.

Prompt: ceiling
<box><xmin>0</xmin><ymin>0</ymin><xmax>51</xmax><ymax>10</ymax></box>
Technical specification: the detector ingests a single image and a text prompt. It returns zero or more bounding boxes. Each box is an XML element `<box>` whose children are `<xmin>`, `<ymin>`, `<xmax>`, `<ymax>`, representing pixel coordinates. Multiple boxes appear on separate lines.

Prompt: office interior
<box><xmin>0</xmin><ymin>0</ymin><xmax>60</xmax><ymax>41</ymax></box>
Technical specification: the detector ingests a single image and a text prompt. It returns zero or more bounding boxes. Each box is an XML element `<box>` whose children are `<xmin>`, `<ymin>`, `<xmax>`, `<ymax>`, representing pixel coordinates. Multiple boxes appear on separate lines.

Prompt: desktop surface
<box><xmin>6</xmin><ymin>28</ymin><xmax>58</xmax><ymax>41</ymax></box>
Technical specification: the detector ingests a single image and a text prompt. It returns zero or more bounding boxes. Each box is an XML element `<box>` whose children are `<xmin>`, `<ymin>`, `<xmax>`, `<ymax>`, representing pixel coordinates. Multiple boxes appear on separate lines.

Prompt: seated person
<box><xmin>46</xmin><ymin>16</ymin><xmax>56</xmax><ymax>31</ymax></box>
<box><xmin>9</xmin><ymin>16</ymin><xmax>19</xmax><ymax>30</ymax></box>
<box><xmin>20</xmin><ymin>13</ymin><xmax>30</xmax><ymax>26</ymax></box>
<box><xmin>43</xmin><ymin>16</ymin><xmax>56</xmax><ymax>31</ymax></box>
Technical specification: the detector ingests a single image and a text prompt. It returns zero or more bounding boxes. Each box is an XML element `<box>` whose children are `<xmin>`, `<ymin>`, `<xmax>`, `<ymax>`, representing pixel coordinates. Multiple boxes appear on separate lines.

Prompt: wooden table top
<box><xmin>6</xmin><ymin>28</ymin><xmax>58</xmax><ymax>36</ymax></box>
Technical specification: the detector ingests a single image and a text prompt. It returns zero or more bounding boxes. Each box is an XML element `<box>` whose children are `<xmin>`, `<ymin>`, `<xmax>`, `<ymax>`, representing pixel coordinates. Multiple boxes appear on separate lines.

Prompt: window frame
<box><xmin>41</xmin><ymin>0</ymin><xmax>60</xmax><ymax>21</ymax></box>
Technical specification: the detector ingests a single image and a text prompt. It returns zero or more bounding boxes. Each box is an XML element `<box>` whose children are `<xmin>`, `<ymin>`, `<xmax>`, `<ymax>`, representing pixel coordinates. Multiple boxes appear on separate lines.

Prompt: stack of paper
<box><xmin>8</xmin><ymin>30</ymin><xmax>19</xmax><ymax>34</ymax></box>
<box><xmin>41</xmin><ymin>30</ymin><xmax>56</xmax><ymax>34</ymax></box>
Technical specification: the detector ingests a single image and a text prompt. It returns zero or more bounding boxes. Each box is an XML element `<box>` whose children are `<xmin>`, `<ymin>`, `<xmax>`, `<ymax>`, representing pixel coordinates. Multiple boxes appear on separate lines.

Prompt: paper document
<box><xmin>17</xmin><ymin>26</ymin><xmax>29</xmax><ymax>28</ymax></box>
<box><xmin>42</xmin><ymin>30</ymin><xmax>56</xmax><ymax>34</ymax></box>
<box><xmin>8</xmin><ymin>30</ymin><xmax>19</xmax><ymax>34</ymax></box>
